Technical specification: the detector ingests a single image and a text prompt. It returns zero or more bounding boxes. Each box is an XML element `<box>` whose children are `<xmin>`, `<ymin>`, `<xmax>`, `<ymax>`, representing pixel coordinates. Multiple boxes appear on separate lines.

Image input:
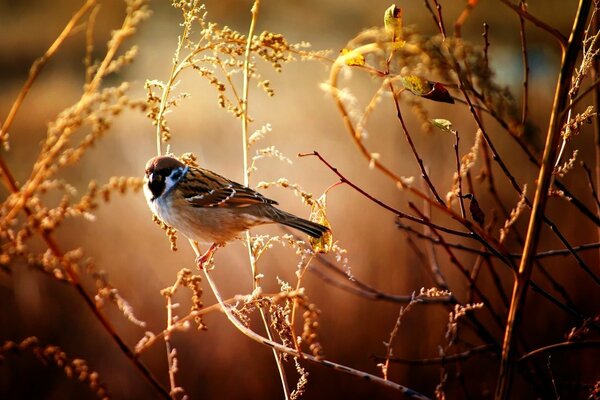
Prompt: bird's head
<box><xmin>144</xmin><ymin>156</ymin><xmax>188</xmax><ymax>200</ymax></box>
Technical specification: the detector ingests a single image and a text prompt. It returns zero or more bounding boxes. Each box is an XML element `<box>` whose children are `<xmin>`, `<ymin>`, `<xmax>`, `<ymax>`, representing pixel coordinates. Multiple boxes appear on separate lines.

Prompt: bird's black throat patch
<box><xmin>148</xmin><ymin>174</ymin><xmax>165</xmax><ymax>200</ymax></box>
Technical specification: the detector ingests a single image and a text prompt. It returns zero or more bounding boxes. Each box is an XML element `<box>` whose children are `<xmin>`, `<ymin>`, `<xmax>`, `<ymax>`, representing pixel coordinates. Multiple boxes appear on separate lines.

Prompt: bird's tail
<box><xmin>273</xmin><ymin>209</ymin><xmax>329</xmax><ymax>239</ymax></box>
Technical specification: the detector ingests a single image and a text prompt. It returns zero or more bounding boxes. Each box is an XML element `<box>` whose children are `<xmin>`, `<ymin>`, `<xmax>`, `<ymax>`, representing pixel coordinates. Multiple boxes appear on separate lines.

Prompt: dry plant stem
<box><xmin>308</xmin><ymin>255</ymin><xmax>452</xmax><ymax>304</ymax></box>
<box><xmin>7</xmin><ymin>3</ymin><xmax>145</xmax><ymax>223</ymax></box>
<box><xmin>375</xmin><ymin>344</ymin><xmax>495</xmax><ymax>366</ymax></box>
<box><xmin>84</xmin><ymin>5</ymin><xmax>101</xmax><ymax>85</ymax></box>
<box><xmin>422</xmin><ymin>191</ymin><xmax>450</xmax><ymax>290</ymax></box>
<box><xmin>456</xmin><ymin>59</ymin><xmax>600</xmax><ymax>286</ymax></box>
<box><xmin>0</xmin><ymin>0</ymin><xmax>97</xmax><ymax>142</ymax></box>
<box><xmin>480</xmin><ymin>141</ymin><xmax>577</xmax><ymax>309</ymax></box>
<box><xmin>518</xmin><ymin>340</ymin><xmax>600</xmax><ymax>363</ymax></box>
<box><xmin>495</xmin><ymin>2</ymin><xmax>593</xmax><ymax>399</ymax></box>
<box><xmin>431</xmin><ymin>0</ymin><xmax>447</xmax><ymax>39</ymax></box>
<box><xmin>499</xmin><ymin>0</ymin><xmax>568</xmax><ymax>47</ymax></box>
<box><xmin>0</xmin><ymin>76</ymin><xmax>171</xmax><ymax>400</ymax></box>
<box><xmin>0</xmin><ymin>162</ymin><xmax>169</xmax><ymax>399</ymax></box>
<box><xmin>389</xmin><ymin>82</ymin><xmax>446</xmax><ymax>206</ymax></box>
<box><xmin>594</xmin><ymin>9</ymin><xmax>600</xmax><ymax>260</ymax></box>
<box><xmin>409</xmin><ymin>203</ymin><xmax>504</xmax><ymax>331</ymax></box>
<box><xmin>454</xmin><ymin>0</ymin><xmax>477</xmax><ymax>38</ymax></box>
<box><xmin>327</xmin><ymin>49</ymin><xmax>514</xmax><ymax>267</ymax></box>
<box><xmin>423</xmin><ymin>0</ymin><xmax>442</xmax><ymax>37</ymax></box>
<box><xmin>518</xmin><ymin>0</ymin><xmax>530</xmax><ymax>124</ymax></box>
<box><xmin>483</xmin><ymin>23</ymin><xmax>490</xmax><ymax>69</ymax></box>
<box><xmin>189</xmin><ymin>243</ymin><xmax>432</xmax><ymax>400</ymax></box>
<box><xmin>165</xmin><ymin>295</ymin><xmax>181</xmax><ymax>398</ymax></box>
<box><xmin>239</xmin><ymin>1</ymin><xmax>289</xmax><ymax>397</ymax></box>
<box><xmin>154</xmin><ymin>6</ymin><xmax>194</xmax><ymax>156</ymax></box>
<box><xmin>289</xmin><ymin>256</ymin><xmax>314</xmax><ymax>357</ymax></box>
<box><xmin>452</xmin><ymin>129</ymin><xmax>467</xmax><ymax>218</ymax></box>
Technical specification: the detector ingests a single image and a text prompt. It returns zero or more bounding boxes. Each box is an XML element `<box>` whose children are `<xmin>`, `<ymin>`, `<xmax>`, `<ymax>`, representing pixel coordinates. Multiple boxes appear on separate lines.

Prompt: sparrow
<box><xmin>144</xmin><ymin>155</ymin><xmax>329</xmax><ymax>265</ymax></box>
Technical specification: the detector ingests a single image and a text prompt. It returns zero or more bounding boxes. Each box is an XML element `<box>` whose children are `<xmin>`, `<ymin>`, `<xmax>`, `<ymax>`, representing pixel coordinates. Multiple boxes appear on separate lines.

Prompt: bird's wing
<box><xmin>180</xmin><ymin>167</ymin><xmax>278</xmax><ymax>208</ymax></box>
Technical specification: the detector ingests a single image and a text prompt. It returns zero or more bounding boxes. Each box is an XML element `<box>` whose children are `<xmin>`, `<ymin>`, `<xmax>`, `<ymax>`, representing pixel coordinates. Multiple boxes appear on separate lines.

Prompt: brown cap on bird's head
<box><xmin>145</xmin><ymin>156</ymin><xmax>186</xmax><ymax>175</ymax></box>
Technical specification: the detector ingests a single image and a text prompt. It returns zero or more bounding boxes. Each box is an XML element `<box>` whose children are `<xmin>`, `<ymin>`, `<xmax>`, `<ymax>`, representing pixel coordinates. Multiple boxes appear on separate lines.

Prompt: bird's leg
<box><xmin>195</xmin><ymin>243</ymin><xmax>221</xmax><ymax>270</ymax></box>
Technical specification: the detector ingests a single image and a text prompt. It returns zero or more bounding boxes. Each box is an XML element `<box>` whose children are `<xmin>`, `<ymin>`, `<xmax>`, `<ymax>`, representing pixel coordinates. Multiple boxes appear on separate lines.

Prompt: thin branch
<box><xmin>373</xmin><ymin>344</ymin><xmax>496</xmax><ymax>365</ymax></box>
<box><xmin>454</xmin><ymin>0</ymin><xmax>478</xmax><ymax>38</ymax></box>
<box><xmin>239</xmin><ymin>2</ymin><xmax>290</xmax><ymax>397</ymax></box>
<box><xmin>390</xmin><ymin>83</ymin><xmax>446</xmax><ymax>206</ymax></box>
<box><xmin>519</xmin><ymin>340</ymin><xmax>600</xmax><ymax>363</ymax></box>
<box><xmin>495</xmin><ymin>2</ymin><xmax>593</xmax><ymax>398</ymax></box>
<box><xmin>518</xmin><ymin>0</ymin><xmax>530</xmax><ymax>124</ymax></box>
<box><xmin>582</xmin><ymin>161</ymin><xmax>600</xmax><ymax>208</ymax></box>
<box><xmin>190</xmin><ymin>241</ymin><xmax>433</xmax><ymax>400</ymax></box>
<box><xmin>499</xmin><ymin>0</ymin><xmax>568</xmax><ymax>47</ymax></box>
<box><xmin>0</xmin><ymin>0</ymin><xmax>98</xmax><ymax>144</ymax></box>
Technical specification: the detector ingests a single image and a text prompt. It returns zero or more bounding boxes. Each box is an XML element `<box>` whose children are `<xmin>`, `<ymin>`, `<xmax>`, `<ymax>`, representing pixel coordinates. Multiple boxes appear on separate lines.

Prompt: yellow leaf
<box><xmin>309</xmin><ymin>194</ymin><xmax>333</xmax><ymax>254</ymax></box>
<box><xmin>431</xmin><ymin>119</ymin><xmax>453</xmax><ymax>132</ymax></box>
<box><xmin>399</xmin><ymin>75</ymin><xmax>433</xmax><ymax>96</ymax></box>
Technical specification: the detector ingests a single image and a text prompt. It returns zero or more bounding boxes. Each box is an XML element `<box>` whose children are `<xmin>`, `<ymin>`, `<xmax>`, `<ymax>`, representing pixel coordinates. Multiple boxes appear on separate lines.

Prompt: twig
<box><xmin>389</xmin><ymin>82</ymin><xmax>446</xmax><ymax>206</ymax></box>
<box><xmin>308</xmin><ymin>253</ymin><xmax>452</xmax><ymax>304</ymax></box>
<box><xmin>499</xmin><ymin>0</ymin><xmax>568</xmax><ymax>48</ymax></box>
<box><xmin>518</xmin><ymin>0</ymin><xmax>530</xmax><ymax>124</ymax></box>
<box><xmin>0</xmin><ymin>0</ymin><xmax>98</xmax><ymax>144</ymax></box>
<box><xmin>431</xmin><ymin>0</ymin><xmax>447</xmax><ymax>39</ymax></box>
<box><xmin>409</xmin><ymin>203</ymin><xmax>505</xmax><ymax>331</ymax></box>
<box><xmin>298</xmin><ymin>152</ymin><xmax>472</xmax><ymax>239</ymax></box>
<box><xmin>0</xmin><ymin>4</ymin><xmax>169</xmax><ymax>397</ymax></box>
<box><xmin>239</xmin><ymin>1</ymin><xmax>290</xmax><ymax>397</ymax></box>
<box><xmin>373</xmin><ymin>344</ymin><xmax>495</xmax><ymax>365</ymax></box>
<box><xmin>423</xmin><ymin>0</ymin><xmax>443</xmax><ymax>37</ymax></box>
<box><xmin>454</xmin><ymin>0</ymin><xmax>478</xmax><ymax>38</ymax></box>
<box><xmin>518</xmin><ymin>340</ymin><xmax>600</xmax><ymax>363</ymax></box>
<box><xmin>190</xmin><ymin>241</ymin><xmax>433</xmax><ymax>400</ymax></box>
<box><xmin>582</xmin><ymin>162</ymin><xmax>600</xmax><ymax>208</ymax></box>
<box><xmin>495</xmin><ymin>2</ymin><xmax>593</xmax><ymax>398</ymax></box>
<box><xmin>482</xmin><ymin>23</ymin><xmax>490</xmax><ymax>70</ymax></box>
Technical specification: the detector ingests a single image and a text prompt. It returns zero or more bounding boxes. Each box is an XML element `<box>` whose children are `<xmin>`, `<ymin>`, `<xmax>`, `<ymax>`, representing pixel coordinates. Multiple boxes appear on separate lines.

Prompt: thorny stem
<box><xmin>0</xmin><ymin>0</ymin><xmax>98</xmax><ymax>144</ymax></box>
<box><xmin>239</xmin><ymin>1</ymin><xmax>290</xmax><ymax>398</ymax></box>
<box><xmin>190</xmin><ymin>241</ymin><xmax>433</xmax><ymax>400</ymax></box>
<box><xmin>495</xmin><ymin>2</ymin><xmax>593</xmax><ymax>399</ymax></box>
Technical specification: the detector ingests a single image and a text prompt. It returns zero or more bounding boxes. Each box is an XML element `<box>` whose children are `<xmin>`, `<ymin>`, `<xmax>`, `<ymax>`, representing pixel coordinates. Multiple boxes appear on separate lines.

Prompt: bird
<box><xmin>143</xmin><ymin>155</ymin><xmax>330</xmax><ymax>267</ymax></box>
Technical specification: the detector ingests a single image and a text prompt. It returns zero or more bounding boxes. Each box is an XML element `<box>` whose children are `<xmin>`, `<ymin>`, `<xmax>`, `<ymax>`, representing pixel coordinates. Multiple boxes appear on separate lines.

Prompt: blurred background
<box><xmin>0</xmin><ymin>0</ymin><xmax>598</xmax><ymax>399</ymax></box>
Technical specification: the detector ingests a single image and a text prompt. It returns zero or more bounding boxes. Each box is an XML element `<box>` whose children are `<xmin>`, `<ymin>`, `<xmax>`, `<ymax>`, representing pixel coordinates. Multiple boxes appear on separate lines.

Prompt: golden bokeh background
<box><xmin>1</xmin><ymin>0</ymin><xmax>598</xmax><ymax>399</ymax></box>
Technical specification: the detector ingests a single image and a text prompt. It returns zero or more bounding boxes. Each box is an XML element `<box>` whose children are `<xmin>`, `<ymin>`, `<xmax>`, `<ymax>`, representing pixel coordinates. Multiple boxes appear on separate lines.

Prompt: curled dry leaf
<box><xmin>309</xmin><ymin>193</ymin><xmax>333</xmax><ymax>254</ymax></box>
